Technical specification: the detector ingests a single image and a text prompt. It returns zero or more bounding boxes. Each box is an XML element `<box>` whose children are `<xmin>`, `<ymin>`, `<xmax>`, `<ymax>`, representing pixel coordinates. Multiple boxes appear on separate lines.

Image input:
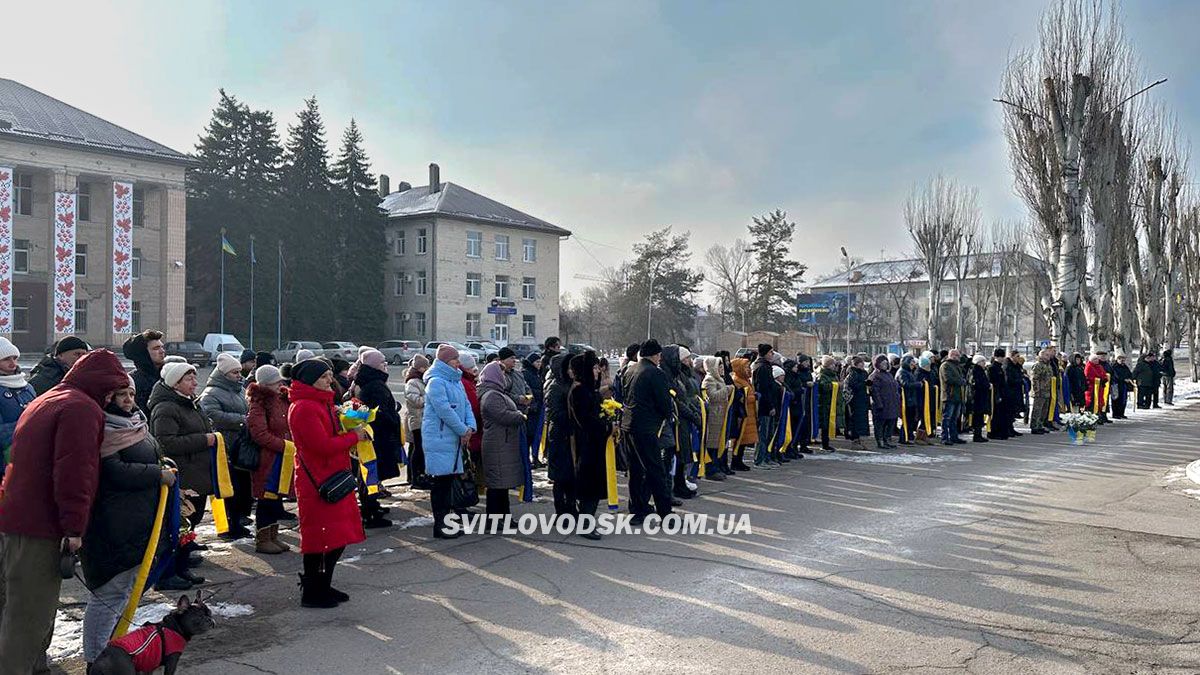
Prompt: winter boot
<box><xmin>731</xmin><ymin>448</ymin><xmax>751</xmax><ymax>472</ymax></box>
<box><xmin>270</xmin><ymin>524</ymin><xmax>292</xmax><ymax>552</ymax></box>
<box><xmin>299</xmin><ymin>573</ymin><xmax>337</xmax><ymax>609</ymax></box>
<box><xmin>255</xmin><ymin>525</ymin><xmax>288</xmax><ymax>555</ymax></box>
<box><xmin>324</xmin><ymin>567</ymin><xmax>349</xmax><ymax>604</ymax></box>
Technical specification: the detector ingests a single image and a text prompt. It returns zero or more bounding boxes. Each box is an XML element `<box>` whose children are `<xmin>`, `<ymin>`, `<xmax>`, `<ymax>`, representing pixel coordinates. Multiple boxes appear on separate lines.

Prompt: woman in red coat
<box><xmin>248</xmin><ymin>365</ymin><xmax>293</xmax><ymax>555</ymax></box>
<box><xmin>461</xmin><ymin>355</ymin><xmax>483</xmax><ymax>487</ymax></box>
<box><xmin>1083</xmin><ymin>355</ymin><xmax>1109</xmax><ymax>417</ymax></box>
<box><xmin>287</xmin><ymin>359</ymin><xmax>368</xmax><ymax>609</ymax></box>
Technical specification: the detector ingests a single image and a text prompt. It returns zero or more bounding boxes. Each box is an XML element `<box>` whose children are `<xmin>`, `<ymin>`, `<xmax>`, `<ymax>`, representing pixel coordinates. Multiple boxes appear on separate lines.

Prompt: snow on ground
<box><xmin>398</xmin><ymin>515</ymin><xmax>434</xmax><ymax>530</ymax></box>
<box><xmin>51</xmin><ymin>602</ymin><xmax>254</xmax><ymax>662</ymax></box>
<box><xmin>805</xmin><ymin>451</ymin><xmax>972</xmax><ymax>465</ymax></box>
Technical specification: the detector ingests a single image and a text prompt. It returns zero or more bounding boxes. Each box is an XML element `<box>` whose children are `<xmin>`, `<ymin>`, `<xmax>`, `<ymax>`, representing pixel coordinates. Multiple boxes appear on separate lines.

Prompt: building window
<box><xmin>394</xmin><ymin>230</ymin><xmax>406</xmax><ymax>256</ymax></box>
<box><xmin>940</xmin><ymin>286</ymin><xmax>954</xmax><ymax>303</ymax></box>
<box><xmin>131</xmin><ymin>301</ymin><xmax>142</xmax><ymax>333</ymax></box>
<box><xmin>494</xmin><ymin>275</ymin><xmax>509</xmax><ymax>299</ymax></box>
<box><xmin>132</xmin><ymin>188</ymin><xmax>145</xmax><ymax>228</ymax></box>
<box><xmin>495</xmin><ymin>234</ymin><xmax>509</xmax><ymax>261</ymax></box>
<box><xmin>415</xmin><ymin>312</ymin><xmax>427</xmax><ymax>337</ymax></box>
<box><xmin>14</xmin><ymin>173</ymin><xmax>32</xmax><ymax>216</ymax></box>
<box><xmin>13</xmin><ymin>296</ymin><xmax>28</xmax><ymax>332</ymax></box>
<box><xmin>466</xmin><ymin>272</ymin><xmax>481</xmax><ymax>297</ymax></box>
<box><xmin>13</xmin><ymin>239</ymin><xmax>29</xmax><ymax>274</ymax></box>
<box><xmin>466</xmin><ymin>313</ymin><xmax>481</xmax><ymax>338</ymax></box>
<box><xmin>522</xmin><ymin>277</ymin><xmax>536</xmax><ymax>300</ymax></box>
<box><xmin>523</xmin><ymin>238</ymin><xmax>536</xmax><ymax>263</ymax></box>
<box><xmin>416</xmin><ymin>227</ymin><xmax>428</xmax><ymax>255</ymax></box>
<box><xmin>75</xmin><ymin>299</ymin><xmax>88</xmax><ymax>333</ymax></box>
<box><xmin>393</xmin><ymin>313</ymin><xmax>405</xmax><ymax>336</ymax></box>
<box><xmin>131</xmin><ymin>248</ymin><xmax>142</xmax><ymax>280</ymax></box>
<box><xmin>416</xmin><ymin>270</ymin><xmax>427</xmax><ymax>295</ymax></box>
<box><xmin>75</xmin><ymin>244</ymin><xmax>87</xmax><ymax>277</ymax></box>
<box><xmin>77</xmin><ymin>183</ymin><xmax>91</xmax><ymax>222</ymax></box>
<box><xmin>185</xmin><ymin>306</ymin><xmax>197</xmax><ymax>336</ymax></box>
<box><xmin>394</xmin><ymin>272</ymin><xmax>405</xmax><ymax>296</ymax></box>
<box><xmin>494</xmin><ymin>313</ymin><xmax>509</xmax><ymax>341</ymax></box>
<box><xmin>466</xmin><ymin>231</ymin><xmax>482</xmax><ymax>258</ymax></box>
<box><xmin>522</xmin><ymin>314</ymin><xmax>536</xmax><ymax>339</ymax></box>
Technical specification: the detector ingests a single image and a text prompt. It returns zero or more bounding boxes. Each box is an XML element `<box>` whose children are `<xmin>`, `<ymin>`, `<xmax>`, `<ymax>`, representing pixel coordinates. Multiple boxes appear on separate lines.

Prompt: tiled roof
<box><xmin>0</xmin><ymin>78</ymin><xmax>191</xmax><ymax>163</ymax></box>
<box><xmin>380</xmin><ymin>182</ymin><xmax>571</xmax><ymax>236</ymax></box>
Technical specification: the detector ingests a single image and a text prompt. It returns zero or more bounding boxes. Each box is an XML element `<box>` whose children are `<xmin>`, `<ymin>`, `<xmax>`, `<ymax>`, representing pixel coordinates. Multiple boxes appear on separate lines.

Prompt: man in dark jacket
<box><xmin>123</xmin><ymin>330</ymin><xmax>166</xmax><ymax>413</ymax></box>
<box><xmin>1161</xmin><ymin>348</ymin><xmax>1176</xmax><ymax>405</ymax></box>
<box><xmin>750</xmin><ymin>344</ymin><xmax>780</xmax><ymax>465</ymax></box>
<box><xmin>1131</xmin><ymin>353</ymin><xmax>1159</xmax><ymax>409</ymax></box>
<box><xmin>620</xmin><ymin>340</ymin><xmax>674</xmax><ymax>522</ymax></box>
<box><xmin>544</xmin><ymin>353</ymin><xmax>574</xmax><ymax>516</ymax></box>
<box><xmin>0</xmin><ymin>350</ymin><xmax>131</xmax><ymax>673</ymax></box>
<box><xmin>1004</xmin><ymin>352</ymin><xmax>1026</xmax><ymax>436</ymax></box>
<box><xmin>1066</xmin><ymin>353</ymin><xmax>1087</xmax><ymax>411</ymax></box>
<box><xmin>986</xmin><ymin>348</ymin><xmax>1010</xmax><ymax>440</ymax></box>
<box><xmin>28</xmin><ymin>336</ymin><xmax>91</xmax><ymax>396</ymax></box>
<box><xmin>1112</xmin><ymin>354</ymin><xmax>1134</xmax><ymax>419</ymax></box>
<box><xmin>662</xmin><ymin>346</ymin><xmax>701</xmax><ymax>499</ymax></box>
<box><xmin>938</xmin><ymin>350</ymin><xmax>967</xmax><ymax>445</ymax></box>
<box><xmin>522</xmin><ymin>352</ymin><xmax>544</xmax><ymax>468</ymax></box>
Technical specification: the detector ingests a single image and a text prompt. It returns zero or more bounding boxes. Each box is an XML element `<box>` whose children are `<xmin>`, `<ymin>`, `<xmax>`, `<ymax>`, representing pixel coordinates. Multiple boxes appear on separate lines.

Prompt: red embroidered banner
<box><xmin>53</xmin><ymin>191</ymin><xmax>77</xmax><ymax>334</ymax></box>
<box><xmin>112</xmin><ymin>182</ymin><xmax>134</xmax><ymax>334</ymax></box>
<box><xmin>0</xmin><ymin>168</ymin><xmax>12</xmax><ymax>333</ymax></box>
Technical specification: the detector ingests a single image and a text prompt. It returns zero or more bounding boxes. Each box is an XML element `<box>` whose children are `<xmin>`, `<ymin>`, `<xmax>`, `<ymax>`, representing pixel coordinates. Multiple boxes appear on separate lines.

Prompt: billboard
<box><xmin>796</xmin><ymin>292</ymin><xmax>855</xmax><ymax>324</ymax></box>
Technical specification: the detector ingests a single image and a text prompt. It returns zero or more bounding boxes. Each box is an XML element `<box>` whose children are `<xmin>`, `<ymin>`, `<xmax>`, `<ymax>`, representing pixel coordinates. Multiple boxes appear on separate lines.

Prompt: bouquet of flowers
<box><xmin>338</xmin><ymin>398</ymin><xmax>377</xmax><ymax>429</ymax></box>
<box><xmin>1062</xmin><ymin>411</ymin><xmax>1099</xmax><ymax>432</ymax></box>
<box><xmin>338</xmin><ymin>399</ymin><xmax>380</xmax><ymax>493</ymax></box>
<box><xmin>600</xmin><ymin>398</ymin><xmax>624</xmax><ymax>423</ymax></box>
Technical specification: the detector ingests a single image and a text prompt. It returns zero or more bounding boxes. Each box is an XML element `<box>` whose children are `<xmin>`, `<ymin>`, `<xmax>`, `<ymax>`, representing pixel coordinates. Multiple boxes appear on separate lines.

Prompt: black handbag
<box><xmin>230</xmin><ymin>426</ymin><xmax>261</xmax><ymax>471</ymax></box>
<box><xmin>301</xmin><ymin>460</ymin><xmax>357</xmax><ymax>504</ymax></box>
<box><xmin>449</xmin><ymin>445</ymin><xmax>479</xmax><ymax>510</ymax></box>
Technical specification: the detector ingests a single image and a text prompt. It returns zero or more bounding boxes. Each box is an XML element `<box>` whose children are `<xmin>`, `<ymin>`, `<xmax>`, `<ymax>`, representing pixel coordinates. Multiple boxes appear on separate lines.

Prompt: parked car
<box><xmin>272</xmin><ymin>340</ymin><xmax>324</xmax><ymax>363</ymax></box>
<box><xmin>321</xmin><ymin>341</ymin><xmax>359</xmax><ymax>361</ymax></box>
<box><xmin>465</xmin><ymin>341</ymin><xmax>500</xmax><ymax>357</ymax></box>
<box><xmin>202</xmin><ymin>333</ymin><xmax>245</xmax><ymax>361</ymax></box>
<box><xmin>566</xmin><ymin>343</ymin><xmax>596</xmax><ymax>355</ymax></box>
<box><xmin>734</xmin><ymin>347</ymin><xmax>755</xmax><ymax>360</ymax></box>
<box><xmin>165</xmin><ymin>341</ymin><xmax>211</xmax><ymax>367</ymax></box>
<box><xmin>377</xmin><ymin>339</ymin><xmax>424</xmax><ymax>365</ymax></box>
<box><xmin>509</xmin><ymin>343</ymin><xmax>540</xmax><ymax>359</ymax></box>
<box><xmin>422</xmin><ymin>341</ymin><xmax>473</xmax><ymax>360</ymax></box>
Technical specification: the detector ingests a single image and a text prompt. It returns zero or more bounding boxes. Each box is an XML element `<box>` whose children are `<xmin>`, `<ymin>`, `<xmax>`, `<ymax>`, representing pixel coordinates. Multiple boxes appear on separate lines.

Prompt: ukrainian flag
<box><xmin>221</xmin><ymin>235</ymin><xmax>237</xmax><ymax>256</ymax></box>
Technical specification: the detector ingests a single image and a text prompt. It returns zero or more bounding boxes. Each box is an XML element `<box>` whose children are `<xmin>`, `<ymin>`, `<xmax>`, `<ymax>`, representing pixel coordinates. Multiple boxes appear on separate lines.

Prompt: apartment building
<box><xmin>380</xmin><ymin>164</ymin><xmax>570</xmax><ymax>347</ymax></box>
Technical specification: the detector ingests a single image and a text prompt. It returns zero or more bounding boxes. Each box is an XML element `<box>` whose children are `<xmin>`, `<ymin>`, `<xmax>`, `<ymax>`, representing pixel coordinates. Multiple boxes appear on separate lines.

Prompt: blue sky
<box><xmin>8</xmin><ymin>1</ymin><xmax>1199</xmax><ymax>298</ymax></box>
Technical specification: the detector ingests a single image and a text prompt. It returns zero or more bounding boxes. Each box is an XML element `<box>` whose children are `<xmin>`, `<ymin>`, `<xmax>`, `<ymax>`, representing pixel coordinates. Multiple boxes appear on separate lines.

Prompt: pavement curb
<box><xmin>1187</xmin><ymin>459</ymin><xmax>1200</xmax><ymax>487</ymax></box>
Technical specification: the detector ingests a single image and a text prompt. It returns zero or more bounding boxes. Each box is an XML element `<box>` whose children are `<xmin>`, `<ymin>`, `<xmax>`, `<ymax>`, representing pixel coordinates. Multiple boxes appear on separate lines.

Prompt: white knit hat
<box><xmin>295</xmin><ymin>349</ymin><xmax>315</xmax><ymax>363</ymax></box>
<box><xmin>163</xmin><ymin>355</ymin><xmax>187</xmax><ymax>364</ymax></box>
<box><xmin>0</xmin><ymin>337</ymin><xmax>19</xmax><ymax>361</ymax></box>
<box><xmin>215</xmin><ymin>352</ymin><xmax>241</xmax><ymax>375</ymax></box>
<box><xmin>162</xmin><ymin>361</ymin><xmax>196</xmax><ymax>388</ymax></box>
<box><xmin>678</xmin><ymin>347</ymin><xmax>692</xmax><ymax>362</ymax></box>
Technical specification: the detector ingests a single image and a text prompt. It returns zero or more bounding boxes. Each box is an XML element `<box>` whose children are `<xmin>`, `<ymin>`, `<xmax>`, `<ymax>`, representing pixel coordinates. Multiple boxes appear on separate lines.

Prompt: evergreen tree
<box><xmin>280</xmin><ymin>97</ymin><xmax>333</xmax><ymax>340</ymax></box>
<box><xmin>330</xmin><ymin>119</ymin><xmax>386</xmax><ymax>342</ymax></box>
<box><xmin>746</xmin><ymin>209</ymin><xmax>807</xmax><ymax>331</ymax></box>
<box><xmin>615</xmin><ymin>227</ymin><xmax>705</xmax><ymax>344</ymax></box>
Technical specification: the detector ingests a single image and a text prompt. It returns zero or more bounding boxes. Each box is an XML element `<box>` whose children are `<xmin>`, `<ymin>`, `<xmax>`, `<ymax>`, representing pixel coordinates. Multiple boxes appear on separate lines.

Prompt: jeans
<box><xmin>754</xmin><ymin>415</ymin><xmax>774</xmax><ymax>464</ymax></box>
<box><xmin>1163</xmin><ymin>378</ymin><xmax>1175</xmax><ymax>404</ymax></box>
<box><xmin>941</xmin><ymin>401</ymin><xmax>962</xmax><ymax>443</ymax></box>
<box><xmin>83</xmin><ymin>567</ymin><xmax>138</xmax><ymax>662</ymax></box>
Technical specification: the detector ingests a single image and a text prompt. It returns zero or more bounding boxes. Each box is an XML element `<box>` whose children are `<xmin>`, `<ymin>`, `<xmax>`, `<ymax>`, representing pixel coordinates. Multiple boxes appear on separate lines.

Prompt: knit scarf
<box><xmin>0</xmin><ymin>373</ymin><xmax>27</xmax><ymax>389</ymax></box>
<box><xmin>100</xmin><ymin>409</ymin><xmax>150</xmax><ymax>458</ymax></box>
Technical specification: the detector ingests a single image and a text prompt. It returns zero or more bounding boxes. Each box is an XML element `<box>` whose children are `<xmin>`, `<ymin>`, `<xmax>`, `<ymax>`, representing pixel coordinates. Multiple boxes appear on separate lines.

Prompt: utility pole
<box><xmin>841</xmin><ymin>246</ymin><xmax>851</xmax><ymax>354</ymax></box>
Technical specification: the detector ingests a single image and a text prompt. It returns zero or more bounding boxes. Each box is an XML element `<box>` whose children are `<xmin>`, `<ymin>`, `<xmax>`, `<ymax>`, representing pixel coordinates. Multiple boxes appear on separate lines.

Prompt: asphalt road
<box><xmin>54</xmin><ymin>393</ymin><xmax>1200</xmax><ymax>674</ymax></box>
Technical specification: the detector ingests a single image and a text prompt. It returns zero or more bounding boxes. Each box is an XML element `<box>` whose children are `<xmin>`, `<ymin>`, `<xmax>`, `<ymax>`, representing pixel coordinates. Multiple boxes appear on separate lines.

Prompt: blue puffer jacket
<box><xmin>421</xmin><ymin>359</ymin><xmax>476</xmax><ymax>476</ymax></box>
<box><xmin>0</xmin><ymin>379</ymin><xmax>37</xmax><ymax>475</ymax></box>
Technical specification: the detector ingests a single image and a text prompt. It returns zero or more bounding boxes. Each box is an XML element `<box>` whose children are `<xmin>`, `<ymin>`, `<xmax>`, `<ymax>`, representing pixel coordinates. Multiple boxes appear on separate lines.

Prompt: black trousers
<box><xmin>1113</xmin><ymin>392</ymin><xmax>1128</xmax><ymax>418</ymax></box>
<box><xmin>972</xmin><ymin>409</ymin><xmax>988</xmax><ymax>438</ymax></box>
<box><xmin>255</xmin><ymin>496</ymin><xmax>286</xmax><ymax>529</ymax></box>
<box><xmin>229</xmin><ymin>466</ymin><xmax>253</xmax><ymax>525</ymax></box>
<box><xmin>486</xmin><ymin>488</ymin><xmax>510</xmax><ymax>515</ymax></box>
<box><xmin>407</xmin><ymin>431</ymin><xmax>426</xmax><ymax>484</ymax></box>
<box><xmin>1137</xmin><ymin>388</ymin><xmax>1153</xmax><ymax>409</ymax></box>
<box><xmin>429</xmin><ymin>475</ymin><xmax>454</xmax><ymax>532</ymax></box>
<box><xmin>302</xmin><ymin>546</ymin><xmax>345</xmax><ymax>579</ymax></box>
<box><xmin>627</xmin><ymin>429</ymin><xmax>672</xmax><ymax>516</ymax></box>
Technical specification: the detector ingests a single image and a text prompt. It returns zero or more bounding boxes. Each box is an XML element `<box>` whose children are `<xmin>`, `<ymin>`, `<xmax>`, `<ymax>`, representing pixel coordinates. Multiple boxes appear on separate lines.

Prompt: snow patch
<box><xmin>398</xmin><ymin>515</ymin><xmax>434</xmax><ymax>530</ymax></box>
<box><xmin>1186</xmin><ymin>459</ymin><xmax>1200</xmax><ymax>486</ymax></box>
<box><xmin>805</xmin><ymin>452</ymin><xmax>971</xmax><ymax>465</ymax></box>
<box><xmin>50</xmin><ymin>603</ymin><xmax>254</xmax><ymax>662</ymax></box>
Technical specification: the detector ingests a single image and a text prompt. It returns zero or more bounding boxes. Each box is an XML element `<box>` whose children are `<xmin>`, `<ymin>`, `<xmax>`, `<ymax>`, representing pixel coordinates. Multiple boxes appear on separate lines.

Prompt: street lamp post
<box><xmin>646</xmin><ymin>258</ymin><xmax>665</xmax><ymax>340</ymax></box>
<box><xmin>841</xmin><ymin>246</ymin><xmax>851</xmax><ymax>355</ymax></box>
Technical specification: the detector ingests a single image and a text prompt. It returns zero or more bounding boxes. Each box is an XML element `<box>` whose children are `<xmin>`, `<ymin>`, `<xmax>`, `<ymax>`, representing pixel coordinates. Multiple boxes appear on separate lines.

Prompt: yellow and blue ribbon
<box><xmin>518</xmin><ymin>425</ymin><xmax>534</xmax><ymax>503</ymax></box>
<box><xmin>605</xmin><ymin>430</ymin><xmax>619</xmax><ymax>511</ymax></box>
<box><xmin>263</xmin><ymin>440</ymin><xmax>296</xmax><ymax>499</ymax></box>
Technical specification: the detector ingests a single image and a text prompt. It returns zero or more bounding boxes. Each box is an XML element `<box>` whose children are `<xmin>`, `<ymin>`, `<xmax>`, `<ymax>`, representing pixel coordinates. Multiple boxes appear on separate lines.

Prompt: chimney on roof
<box><xmin>378</xmin><ymin>174</ymin><xmax>390</xmax><ymax>199</ymax></box>
<box><xmin>429</xmin><ymin>163</ymin><xmax>440</xmax><ymax>193</ymax></box>
<box><xmin>397</xmin><ymin>181</ymin><xmax>411</xmax><ymax>192</ymax></box>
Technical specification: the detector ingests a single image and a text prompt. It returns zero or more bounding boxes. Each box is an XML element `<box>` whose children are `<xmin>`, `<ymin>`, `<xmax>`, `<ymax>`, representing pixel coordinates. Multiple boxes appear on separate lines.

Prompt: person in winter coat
<box><xmin>917</xmin><ymin>353</ymin><xmax>939</xmax><ymax>438</ymax></box>
<box><xmin>148</xmin><ymin>361</ymin><xmax>215</xmax><ymax>590</ymax></box>
<box><xmin>868</xmin><ymin>355</ymin><xmax>900</xmax><ymax>449</ymax></box>
<box><xmin>1131</xmin><ymin>352</ymin><xmax>1158</xmax><ymax>409</ymax></box>
<box><xmin>122</xmin><ymin>330</ymin><xmax>166</xmax><ymax>413</ymax></box>
<box><xmin>350</xmin><ymin>349</ymin><xmax>403</xmax><ymax>527</ymax></box>
<box><xmin>1161</xmin><ymin>348</ymin><xmax>1176</xmax><ymax>405</ymax></box>
<box><xmin>938</xmin><ymin>350</ymin><xmax>967</xmax><ymax>445</ymax></box>
<box><xmin>1066</xmin><ymin>353</ymin><xmax>1086</xmax><ymax>411</ymax></box>
<box><xmin>544</xmin><ymin>352</ymin><xmax>575</xmax><ymax>515</ymax></box>
<box><xmin>568</xmin><ymin>350</ymin><xmax>608</xmax><ymax>539</ymax></box>
<box><xmin>1083</xmin><ymin>354</ymin><xmax>1109</xmax><ymax>419</ymax></box>
<box><xmin>1004</xmin><ymin>353</ymin><xmax>1026</xmax><ymax>433</ymax></box>
<box><xmin>896</xmin><ymin>355</ymin><xmax>923</xmax><ymax>445</ymax></box>
<box><xmin>421</xmin><ymin>345</ymin><xmax>476</xmax><ymax>538</ymax></box>
<box><xmin>460</xmin><ymin>354</ymin><xmax>483</xmax><ymax>493</ymax></box>
<box><xmin>0</xmin><ymin>349</ymin><xmax>130</xmax><ymax>673</ymax></box>
<box><xmin>750</xmin><ymin>344</ymin><xmax>781</xmax><ymax>466</ymax></box>
<box><xmin>200</xmin><ymin>352</ymin><xmax>252</xmax><ymax>540</ymax></box>
<box><xmin>701</xmin><ymin>356</ymin><xmax>731</xmax><ymax>480</ymax></box>
<box><xmin>402</xmin><ymin>354</ymin><xmax>430</xmax><ymax>489</ymax></box>
<box><xmin>79</xmin><ymin>381</ymin><xmax>176</xmax><ymax>664</ymax></box>
<box><xmin>1029</xmin><ymin>350</ymin><xmax>1055</xmax><ymax>433</ymax></box>
<box><xmin>598</xmin><ymin>357</ymin><xmax>614</xmax><ymax>400</ymax></box>
<box><xmin>969</xmin><ymin>355</ymin><xmax>992</xmax><ymax>443</ymax></box>
<box><xmin>618</xmin><ymin>340</ymin><xmax>674</xmax><ymax>521</ymax></box>
<box><xmin>522</xmin><ymin>352</ymin><xmax>545</xmax><ymax>469</ymax></box>
<box><xmin>985</xmin><ymin>349</ymin><xmax>1009</xmax><ymax>440</ymax></box>
<box><xmin>843</xmin><ymin>356</ymin><xmax>870</xmax><ymax>448</ymax></box>
<box><xmin>795</xmin><ymin>356</ymin><xmax>815</xmax><ymax>453</ymax></box>
<box><xmin>729</xmin><ymin>357</ymin><xmax>757</xmax><ymax>469</ymax></box>
<box><xmin>478</xmin><ymin>361</ymin><xmax>527</xmax><ymax>519</ymax></box>
<box><xmin>662</xmin><ymin>345</ymin><xmax>702</xmax><ymax>494</ymax></box>
<box><xmin>0</xmin><ymin>337</ymin><xmax>36</xmax><ymax>478</ymax></box>
<box><xmin>288</xmin><ymin>359</ymin><xmax>369</xmax><ymax>609</ymax></box>
<box><xmin>27</xmin><ymin>335</ymin><xmax>90</xmax><ymax>396</ymax></box>
<box><xmin>1112</xmin><ymin>354</ymin><xmax>1134</xmax><ymax>419</ymax></box>
<box><xmin>247</xmin><ymin>365</ymin><xmax>293</xmax><ymax>554</ymax></box>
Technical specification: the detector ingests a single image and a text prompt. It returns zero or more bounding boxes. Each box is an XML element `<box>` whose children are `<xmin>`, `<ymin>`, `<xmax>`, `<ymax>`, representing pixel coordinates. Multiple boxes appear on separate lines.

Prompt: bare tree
<box><xmin>905</xmin><ymin>174</ymin><xmax>974</xmax><ymax>347</ymax></box>
<box><xmin>704</xmin><ymin>239</ymin><xmax>753</xmax><ymax>331</ymax></box>
<box><xmin>949</xmin><ymin>209</ymin><xmax>982</xmax><ymax>346</ymax></box>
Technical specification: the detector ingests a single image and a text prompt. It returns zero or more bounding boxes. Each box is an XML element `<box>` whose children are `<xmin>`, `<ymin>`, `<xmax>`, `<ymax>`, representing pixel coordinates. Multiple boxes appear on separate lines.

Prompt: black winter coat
<box><xmin>1066</xmin><ymin>363</ymin><xmax>1087</xmax><ymax>404</ymax></box>
<box><xmin>987</xmin><ymin>361</ymin><xmax>1007</xmax><ymax>406</ymax></box>
<box><xmin>351</xmin><ymin>365</ymin><xmax>403</xmax><ymax>481</ymax></box>
<box><xmin>149</xmin><ymin>382</ymin><xmax>214</xmax><ymax>495</ymax></box>
<box><xmin>752</xmin><ymin>357</ymin><xmax>780</xmax><ymax>417</ymax></box>
<box><xmin>843</xmin><ymin>367</ymin><xmax>869</xmax><ymax>435</ymax></box>
<box><xmin>971</xmin><ymin>364</ymin><xmax>992</xmax><ymax>413</ymax></box>
<box><xmin>28</xmin><ymin>356</ymin><xmax>67</xmax><ymax>396</ymax></box>
<box><xmin>81</xmin><ymin>429</ymin><xmax>168</xmax><ymax>589</ymax></box>
<box><xmin>1004</xmin><ymin>361</ymin><xmax>1025</xmax><ymax>409</ymax></box>
<box><xmin>569</xmin><ymin>380</ymin><xmax>609</xmax><ymax>502</ymax></box>
<box><xmin>619</xmin><ymin>358</ymin><xmax>674</xmax><ymax>436</ymax></box>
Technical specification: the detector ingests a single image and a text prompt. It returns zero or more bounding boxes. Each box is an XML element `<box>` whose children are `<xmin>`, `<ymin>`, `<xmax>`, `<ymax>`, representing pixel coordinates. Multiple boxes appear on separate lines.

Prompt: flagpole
<box><xmin>277</xmin><ymin>240</ymin><xmax>283</xmax><ymax>349</ymax></box>
<box><xmin>220</xmin><ymin>227</ymin><xmax>226</xmax><ymax>334</ymax></box>
<box><xmin>249</xmin><ymin>235</ymin><xmax>255</xmax><ymax>349</ymax></box>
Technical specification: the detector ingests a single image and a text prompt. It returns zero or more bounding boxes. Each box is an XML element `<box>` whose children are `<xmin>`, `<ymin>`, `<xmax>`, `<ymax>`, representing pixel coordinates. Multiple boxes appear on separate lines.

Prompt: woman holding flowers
<box><xmin>568</xmin><ymin>350</ymin><xmax>608</xmax><ymax>539</ymax></box>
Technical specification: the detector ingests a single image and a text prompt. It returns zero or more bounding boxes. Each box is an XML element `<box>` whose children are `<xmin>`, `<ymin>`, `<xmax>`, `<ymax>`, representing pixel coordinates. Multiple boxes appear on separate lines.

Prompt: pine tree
<box><xmin>330</xmin><ymin>119</ymin><xmax>386</xmax><ymax>342</ymax></box>
<box><xmin>618</xmin><ymin>227</ymin><xmax>705</xmax><ymax>344</ymax></box>
<box><xmin>746</xmin><ymin>209</ymin><xmax>807</xmax><ymax>331</ymax></box>
<box><xmin>280</xmin><ymin>97</ymin><xmax>332</xmax><ymax>340</ymax></box>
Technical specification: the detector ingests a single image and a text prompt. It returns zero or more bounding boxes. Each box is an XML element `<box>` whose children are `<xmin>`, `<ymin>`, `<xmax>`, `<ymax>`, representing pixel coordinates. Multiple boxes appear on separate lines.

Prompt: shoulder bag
<box><xmin>449</xmin><ymin>442</ymin><xmax>479</xmax><ymax>510</ymax></box>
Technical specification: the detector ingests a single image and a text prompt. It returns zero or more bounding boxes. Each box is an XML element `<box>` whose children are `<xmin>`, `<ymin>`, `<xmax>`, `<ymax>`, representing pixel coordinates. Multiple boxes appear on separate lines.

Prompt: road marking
<box><xmin>386</xmin><ymin>667</ymin><xmax>403</xmax><ymax>674</ymax></box>
<box><xmin>356</xmin><ymin>625</ymin><xmax>393</xmax><ymax>641</ymax></box>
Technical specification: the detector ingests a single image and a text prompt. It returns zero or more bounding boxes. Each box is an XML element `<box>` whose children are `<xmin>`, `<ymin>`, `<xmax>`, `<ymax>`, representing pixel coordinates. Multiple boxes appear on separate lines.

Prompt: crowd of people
<box><xmin>0</xmin><ymin>327</ymin><xmax>1185</xmax><ymax>674</ymax></box>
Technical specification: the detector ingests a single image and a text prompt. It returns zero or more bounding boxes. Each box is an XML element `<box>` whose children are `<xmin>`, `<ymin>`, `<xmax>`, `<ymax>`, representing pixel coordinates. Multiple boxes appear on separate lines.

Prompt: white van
<box><xmin>202</xmin><ymin>333</ymin><xmax>245</xmax><ymax>361</ymax></box>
